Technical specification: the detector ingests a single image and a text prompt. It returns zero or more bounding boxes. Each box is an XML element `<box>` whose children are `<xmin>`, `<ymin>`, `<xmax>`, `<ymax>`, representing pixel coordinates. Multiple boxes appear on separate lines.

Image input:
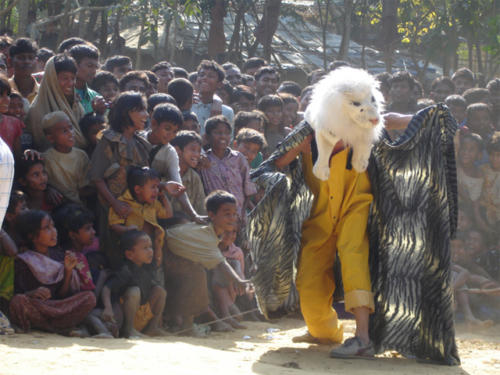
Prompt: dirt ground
<box><xmin>1</xmin><ymin>317</ymin><xmax>500</xmax><ymax>375</ymax></box>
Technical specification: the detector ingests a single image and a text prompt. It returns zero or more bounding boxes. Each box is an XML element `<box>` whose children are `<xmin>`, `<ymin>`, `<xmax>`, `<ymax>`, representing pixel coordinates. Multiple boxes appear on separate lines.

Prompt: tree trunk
<box><xmin>338</xmin><ymin>0</ymin><xmax>353</xmax><ymax>60</ymax></box>
<box><xmin>99</xmin><ymin>9</ymin><xmax>108</xmax><ymax>56</ymax></box>
<box><xmin>228</xmin><ymin>2</ymin><xmax>247</xmax><ymax>62</ymax></box>
<box><xmin>254</xmin><ymin>0</ymin><xmax>281</xmax><ymax>61</ymax></box>
<box><xmin>57</xmin><ymin>0</ymin><xmax>73</xmax><ymax>46</ymax></box>
<box><xmin>207</xmin><ymin>0</ymin><xmax>226</xmax><ymax>60</ymax></box>
<box><xmin>380</xmin><ymin>0</ymin><xmax>398</xmax><ymax>73</ymax></box>
<box><xmin>17</xmin><ymin>0</ymin><xmax>29</xmax><ymax>37</ymax></box>
<box><xmin>475</xmin><ymin>40</ymin><xmax>483</xmax><ymax>75</ymax></box>
<box><xmin>316</xmin><ymin>0</ymin><xmax>331</xmax><ymax>70</ymax></box>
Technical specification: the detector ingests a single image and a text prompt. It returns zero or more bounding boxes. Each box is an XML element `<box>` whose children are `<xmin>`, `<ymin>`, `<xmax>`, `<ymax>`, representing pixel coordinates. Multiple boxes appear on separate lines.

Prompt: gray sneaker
<box><xmin>329</xmin><ymin>336</ymin><xmax>375</xmax><ymax>359</ymax></box>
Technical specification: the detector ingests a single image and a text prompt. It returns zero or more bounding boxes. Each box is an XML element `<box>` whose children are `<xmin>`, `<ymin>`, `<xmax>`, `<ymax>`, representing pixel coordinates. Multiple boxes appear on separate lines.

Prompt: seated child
<box><xmin>53</xmin><ymin>203</ymin><xmax>116</xmax><ymax>338</ymax></box>
<box><xmin>150</xmin><ymin>103</ymin><xmax>204</xmax><ymax>223</ymax></box>
<box><xmin>109</xmin><ymin>166</ymin><xmax>173</xmax><ymax>267</ymax></box>
<box><xmin>15</xmin><ymin>157</ymin><xmax>59</xmax><ymax>212</ymax></box>
<box><xmin>200</xmin><ymin>115</ymin><xmax>257</xmax><ymax>222</ymax></box>
<box><xmin>9</xmin><ymin>210</ymin><xmax>96</xmax><ymax>334</ymax></box>
<box><xmin>79</xmin><ymin>112</ymin><xmax>106</xmax><ymax>157</ymax></box>
<box><xmin>165</xmin><ymin>190</ymin><xmax>250</xmax><ymax>334</ymax></box>
<box><xmin>170</xmin><ymin>130</ymin><xmax>207</xmax><ymax>217</ymax></box>
<box><xmin>3</xmin><ymin>190</ymin><xmax>28</xmax><ymax>246</ymax></box>
<box><xmin>101</xmin><ymin>230</ymin><xmax>167</xmax><ymax>338</ymax></box>
<box><xmin>234</xmin><ymin>127</ymin><xmax>267</xmax><ymax>169</ymax></box>
<box><xmin>42</xmin><ymin>111</ymin><xmax>91</xmax><ymax>204</ymax></box>
<box><xmin>212</xmin><ymin>228</ymin><xmax>251</xmax><ymax>329</ymax></box>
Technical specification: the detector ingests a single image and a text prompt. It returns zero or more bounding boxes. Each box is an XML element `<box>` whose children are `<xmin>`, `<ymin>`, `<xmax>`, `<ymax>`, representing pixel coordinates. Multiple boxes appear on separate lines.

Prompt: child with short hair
<box><xmin>90</xmin><ymin>70</ymin><xmax>119</xmax><ymax>105</ymax></box>
<box><xmin>79</xmin><ymin>112</ymin><xmax>106</xmax><ymax>156</ymax></box>
<box><xmin>42</xmin><ymin>111</ymin><xmax>91</xmax><ymax>204</ymax></box>
<box><xmin>170</xmin><ymin>130</ymin><xmax>206</xmax><ymax>217</ymax></box>
<box><xmin>234</xmin><ymin>127</ymin><xmax>267</xmax><ymax>168</ymax></box>
<box><xmin>181</xmin><ymin>111</ymin><xmax>200</xmax><ymax>133</ymax></box>
<box><xmin>109</xmin><ymin>166</ymin><xmax>173</xmax><ymax>267</ymax></box>
<box><xmin>101</xmin><ymin>230</ymin><xmax>167</xmax><ymax>338</ymax></box>
<box><xmin>200</xmin><ymin>115</ymin><xmax>256</xmax><ymax>220</ymax></box>
<box><xmin>231</xmin><ymin>85</ymin><xmax>256</xmax><ymax>114</ymax></box>
<box><xmin>466</xmin><ymin>103</ymin><xmax>494</xmax><ymax>140</ymax></box>
<box><xmin>279</xmin><ymin>92</ymin><xmax>301</xmax><ymax>128</ymax></box>
<box><xmin>445</xmin><ymin>95</ymin><xmax>467</xmax><ymax>127</ymax></box>
<box><xmin>167</xmin><ymin>77</ymin><xmax>194</xmax><ymax>112</ymax></box>
<box><xmin>149</xmin><ymin>103</ymin><xmax>204</xmax><ymax>223</ymax></box>
<box><xmin>7</xmin><ymin>91</ymin><xmax>26</xmax><ymax>120</ymax></box>
<box><xmin>452</xmin><ymin>67</ymin><xmax>475</xmax><ymax>95</ymax></box>
<box><xmin>165</xmin><ymin>190</ymin><xmax>250</xmax><ymax>334</ymax></box>
<box><xmin>234</xmin><ymin>110</ymin><xmax>264</xmax><ymax>135</ymax></box>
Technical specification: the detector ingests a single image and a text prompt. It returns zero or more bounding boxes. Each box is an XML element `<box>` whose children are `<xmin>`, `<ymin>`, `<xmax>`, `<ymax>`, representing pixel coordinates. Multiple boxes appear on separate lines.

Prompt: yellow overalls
<box><xmin>295</xmin><ymin>148</ymin><xmax>375</xmax><ymax>343</ymax></box>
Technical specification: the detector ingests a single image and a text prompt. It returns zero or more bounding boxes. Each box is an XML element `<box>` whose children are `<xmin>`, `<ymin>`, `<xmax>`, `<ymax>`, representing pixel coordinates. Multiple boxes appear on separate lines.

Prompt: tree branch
<box><xmin>0</xmin><ymin>0</ymin><xmax>20</xmax><ymax>17</ymax></box>
<box><xmin>32</xmin><ymin>5</ymin><xmax>119</xmax><ymax>29</ymax></box>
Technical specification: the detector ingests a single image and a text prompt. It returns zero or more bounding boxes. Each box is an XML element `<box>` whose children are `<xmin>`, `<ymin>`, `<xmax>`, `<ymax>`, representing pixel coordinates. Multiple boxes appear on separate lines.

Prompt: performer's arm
<box><xmin>274</xmin><ymin>134</ymin><xmax>313</xmax><ymax>170</ymax></box>
<box><xmin>383</xmin><ymin>113</ymin><xmax>412</xmax><ymax>130</ymax></box>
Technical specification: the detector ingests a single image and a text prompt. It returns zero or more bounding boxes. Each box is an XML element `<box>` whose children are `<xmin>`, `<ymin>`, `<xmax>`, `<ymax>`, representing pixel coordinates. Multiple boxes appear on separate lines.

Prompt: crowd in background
<box><xmin>0</xmin><ymin>34</ymin><xmax>499</xmax><ymax>337</ymax></box>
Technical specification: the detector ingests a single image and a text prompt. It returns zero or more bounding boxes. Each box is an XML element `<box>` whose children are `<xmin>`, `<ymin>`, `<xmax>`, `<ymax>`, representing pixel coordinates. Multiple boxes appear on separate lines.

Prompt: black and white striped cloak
<box><xmin>247</xmin><ymin>104</ymin><xmax>460</xmax><ymax>365</ymax></box>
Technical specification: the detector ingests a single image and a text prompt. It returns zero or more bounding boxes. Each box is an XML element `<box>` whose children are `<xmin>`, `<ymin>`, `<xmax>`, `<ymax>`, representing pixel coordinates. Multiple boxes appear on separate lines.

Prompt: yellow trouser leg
<box><xmin>296</xmin><ymin>231</ymin><xmax>343</xmax><ymax>343</ymax></box>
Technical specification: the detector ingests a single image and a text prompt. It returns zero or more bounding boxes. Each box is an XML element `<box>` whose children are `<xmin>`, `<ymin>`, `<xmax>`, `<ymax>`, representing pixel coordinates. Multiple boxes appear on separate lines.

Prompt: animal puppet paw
<box><xmin>313</xmin><ymin>163</ymin><xmax>331</xmax><ymax>181</ymax></box>
<box><xmin>352</xmin><ymin>157</ymin><xmax>369</xmax><ymax>173</ymax></box>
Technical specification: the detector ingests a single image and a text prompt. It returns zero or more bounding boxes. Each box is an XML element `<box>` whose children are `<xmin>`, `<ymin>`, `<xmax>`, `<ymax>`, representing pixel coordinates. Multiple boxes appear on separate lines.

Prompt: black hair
<box><xmin>219</xmin><ymin>81</ymin><xmax>233</xmax><ymax>97</ymax></box>
<box><xmin>257</xmin><ymin>94</ymin><xmax>283</xmax><ymax>112</ymax></box>
<box><xmin>36</xmin><ymin>48</ymin><xmax>54</xmax><ymax>64</ymax></box>
<box><xmin>205</xmin><ymin>115</ymin><xmax>232</xmax><ymax>136</ymax></box>
<box><xmin>487</xmin><ymin>78</ymin><xmax>500</xmax><ymax>94</ymax></box>
<box><xmin>79</xmin><ymin>112</ymin><xmax>106</xmax><ymax>138</ymax></box>
<box><xmin>445</xmin><ymin>94</ymin><xmax>466</xmax><ymax>108</ymax></box>
<box><xmin>460</xmin><ymin>131</ymin><xmax>484</xmax><ymax>151</ymax></box>
<box><xmin>53</xmin><ymin>53</ymin><xmax>77</xmax><ymax>75</ymax></box>
<box><xmin>126</xmin><ymin>166</ymin><xmax>160</xmax><ymax>201</ymax></box>
<box><xmin>242</xmin><ymin>57</ymin><xmax>267</xmax><ymax>73</ymax></box>
<box><xmin>389</xmin><ymin>71</ymin><xmax>415</xmax><ymax>90</ymax></box>
<box><xmin>119</xmin><ymin>229</ymin><xmax>149</xmax><ymax>253</ymax></box>
<box><xmin>254</xmin><ymin>66</ymin><xmax>279</xmax><ymax>82</ymax></box>
<box><xmin>188</xmin><ymin>71</ymin><xmax>197</xmax><ymax>84</ymax></box>
<box><xmin>375</xmin><ymin>72</ymin><xmax>392</xmax><ymax>92</ymax></box>
<box><xmin>15</xmin><ymin>157</ymin><xmax>44</xmax><ymax>181</ymax></box>
<box><xmin>235</xmin><ymin>127</ymin><xmax>267</xmax><ymax>148</ymax></box>
<box><xmin>104</xmin><ymin>55</ymin><xmax>132</xmax><ymax>71</ymax></box>
<box><xmin>328</xmin><ymin>60</ymin><xmax>350</xmax><ymax>71</ymax></box>
<box><xmin>7</xmin><ymin>190</ymin><xmax>25</xmax><ymax>215</ymax></box>
<box><xmin>197</xmin><ymin>60</ymin><xmax>225</xmax><ymax>82</ymax></box>
<box><xmin>108</xmin><ymin>91</ymin><xmax>146</xmax><ymax>132</ymax></box>
<box><xmin>183</xmin><ymin>111</ymin><xmax>198</xmax><ymax>123</ymax></box>
<box><xmin>487</xmin><ymin>132</ymin><xmax>500</xmax><ymax>154</ymax></box>
<box><xmin>9</xmin><ymin>37</ymin><xmax>38</xmax><ymax>58</ymax></box>
<box><xmin>90</xmin><ymin>70</ymin><xmax>119</xmax><ymax>91</ymax></box>
<box><xmin>467</xmin><ymin>102</ymin><xmax>491</xmax><ymax>118</ymax></box>
<box><xmin>167</xmin><ymin>78</ymin><xmax>194</xmax><ymax>108</ymax></box>
<box><xmin>463</xmin><ymin>88</ymin><xmax>490</xmax><ymax>106</ymax></box>
<box><xmin>152</xmin><ymin>103</ymin><xmax>183</xmax><ymax>128</ymax></box>
<box><xmin>57</xmin><ymin>37</ymin><xmax>86</xmax><ymax>53</ymax></box>
<box><xmin>452</xmin><ymin>67</ymin><xmax>475</xmax><ymax>84</ymax></box>
<box><xmin>231</xmin><ymin>85</ymin><xmax>255</xmax><ymax>104</ymax></box>
<box><xmin>173</xmin><ymin>66</ymin><xmax>189</xmax><ymax>79</ymax></box>
<box><xmin>241</xmin><ymin>74</ymin><xmax>255</xmax><ymax>86</ymax></box>
<box><xmin>308</xmin><ymin>68</ymin><xmax>326</xmax><ymax>84</ymax></box>
<box><xmin>53</xmin><ymin>203</ymin><xmax>94</xmax><ymax>247</ymax></box>
<box><xmin>144</xmin><ymin>70</ymin><xmax>159</xmax><ymax>87</ymax></box>
<box><xmin>16</xmin><ymin>209</ymin><xmax>51</xmax><ymax>247</ymax></box>
<box><xmin>205</xmin><ymin>190</ymin><xmax>237</xmax><ymax>214</ymax></box>
<box><xmin>431</xmin><ymin>76</ymin><xmax>455</xmax><ymax>92</ymax></box>
<box><xmin>119</xmin><ymin>70</ymin><xmax>150</xmax><ymax>92</ymax></box>
<box><xmin>147</xmin><ymin>93</ymin><xmax>177</xmax><ymax>113</ymax></box>
<box><xmin>234</xmin><ymin>111</ymin><xmax>264</xmax><ymax>134</ymax></box>
<box><xmin>170</xmin><ymin>130</ymin><xmax>202</xmax><ymax>150</ymax></box>
<box><xmin>0</xmin><ymin>74</ymin><xmax>11</xmax><ymax>96</ymax></box>
<box><xmin>277</xmin><ymin>81</ymin><xmax>302</xmax><ymax>97</ymax></box>
<box><xmin>222</xmin><ymin>62</ymin><xmax>239</xmax><ymax>71</ymax></box>
<box><xmin>68</xmin><ymin>43</ymin><xmax>99</xmax><ymax>64</ymax></box>
<box><xmin>279</xmin><ymin>92</ymin><xmax>299</xmax><ymax>106</ymax></box>
<box><xmin>151</xmin><ymin>61</ymin><xmax>172</xmax><ymax>73</ymax></box>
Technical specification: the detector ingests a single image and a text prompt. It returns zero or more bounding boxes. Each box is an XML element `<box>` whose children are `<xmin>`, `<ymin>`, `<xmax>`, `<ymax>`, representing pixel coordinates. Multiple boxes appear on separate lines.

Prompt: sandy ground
<box><xmin>1</xmin><ymin>317</ymin><xmax>500</xmax><ymax>375</ymax></box>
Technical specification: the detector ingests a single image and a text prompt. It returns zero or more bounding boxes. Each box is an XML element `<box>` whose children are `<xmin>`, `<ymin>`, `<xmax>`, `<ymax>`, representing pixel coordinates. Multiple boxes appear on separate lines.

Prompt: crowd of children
<box><xmin>0</xmin><ymin>33</ymin><xmax>499</xmax><ymax>338</ymax></box>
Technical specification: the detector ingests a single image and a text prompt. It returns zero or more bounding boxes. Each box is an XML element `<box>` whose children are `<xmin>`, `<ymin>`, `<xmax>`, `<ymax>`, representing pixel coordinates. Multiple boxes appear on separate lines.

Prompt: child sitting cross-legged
<box><xmin>42</xmin><ymin>111</ymin><xmax>91</xmax><ymax>205</ymax></box>
<box><xmin>101</xmin><ymin>230</ymin><xmax>167</xmax><ymax>338</ymax></box>
<box><xmin>108</xmin><ymin>166</ymin><xmax>173</xmax><ymax>269</ymax></box>
<box><xmin>53</xmin><ymin>203</ymin><xmax>117</xmax><ymax>338</ymax></box>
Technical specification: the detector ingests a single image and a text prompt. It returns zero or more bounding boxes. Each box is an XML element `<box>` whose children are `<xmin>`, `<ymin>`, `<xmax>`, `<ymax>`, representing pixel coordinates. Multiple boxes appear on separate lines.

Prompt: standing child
<box><xmin>79</xmin><ymin>112</ymin><xmax>106</xmax><ymax>157</ymax></box>
<box><xmin>234</xmin><ymin>127</ymin><xmax>267</xmax><ymax>169</ymax></box>
<box><xmin>257</xmin><ymin>94</ymin><xmax>287</xmax><ymax>154</ymax></box>
<box><xmin>101</xmin><ymin>230</ymin><xmax>167</xmax><ymax>338</ymax></box>
<box><xmin>170</xmin><ymin>130</ymin><xmax>207</xmax><ymax>217</ymax></box>
<box><xmin>200</xmin><ymin>115</ymin><xmax>256</xmax><ymax>221</ymax></box>
<box><xmin>42</xmin><ymin>111</ymin><xmax>91</xmax><ymax>204</ymax></box>
<box><xmin>0</xmin><ymin>75</ymin><xmax>23</xmax><ymax>157</ymax></box>
<box><xmin>9</xmin><ymin>210</ymin><xmax>96</xmax><ymax>334</ymax></box>
<box><xmin>108</xmin><ymin>166</ymin><xmax>172</xmax><ymax>268</ymax></box>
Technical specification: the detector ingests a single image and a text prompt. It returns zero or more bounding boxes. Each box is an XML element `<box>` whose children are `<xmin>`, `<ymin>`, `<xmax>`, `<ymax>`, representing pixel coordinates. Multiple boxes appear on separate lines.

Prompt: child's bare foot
<box><xmin>227</xmin><ymin>318</ymin><xmax>247</xmax><ymax>329</ymax></box>
<box><xmin>123</xmin><ymin>328</ymin><xmax>146</xmax><ymax>339</ymax></box>
<box><xmin>228</xmin><ymin>304</ymin><xmax>243</xmax><ymax>321</ymax></box>
<box><xmin>211</xmin><ymin>320</ymin><xmax>234</xmax><ymax>332</ymax></box>
<box><xmin>144</xmin><ymin>327</ymin><xmax>169</xmax><ymax>337</ymax></box>
<box><xmin>93</xmin><ymin>332</ymin><xmax>114</xmax><ymax>339</ymax></box>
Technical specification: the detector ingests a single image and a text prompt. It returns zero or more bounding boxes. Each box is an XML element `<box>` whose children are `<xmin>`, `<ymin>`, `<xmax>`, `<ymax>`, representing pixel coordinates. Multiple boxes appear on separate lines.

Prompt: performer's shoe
<box><xmin>329</xmin><ymin>336</ymin><xmax>375</xmax><ymax>359</ymax></box>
